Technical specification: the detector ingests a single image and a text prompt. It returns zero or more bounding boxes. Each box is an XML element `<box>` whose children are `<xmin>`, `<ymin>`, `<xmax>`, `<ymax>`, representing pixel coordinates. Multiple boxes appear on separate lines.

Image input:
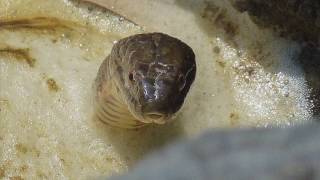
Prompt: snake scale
<box><xmin>94</xmin><ymin>33</ymin><xmax>196</xmax><ymax>128</ymax></box>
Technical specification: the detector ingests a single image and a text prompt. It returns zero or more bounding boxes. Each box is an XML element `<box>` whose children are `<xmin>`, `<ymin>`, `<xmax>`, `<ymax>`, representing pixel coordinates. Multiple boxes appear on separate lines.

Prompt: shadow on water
<box><xmin>298</xmin><ymin>45</ymin><xmax>320</xmax><ymax>117</ymax></box>
<box><xmin>91</xmin><ymin>114</ymin><xmax>185</xmax><ymax>167</ymax></box>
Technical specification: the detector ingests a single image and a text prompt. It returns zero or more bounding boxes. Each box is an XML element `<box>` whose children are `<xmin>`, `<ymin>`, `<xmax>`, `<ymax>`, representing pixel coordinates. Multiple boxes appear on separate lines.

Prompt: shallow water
<box><xmin>0</xmin><ymin>0</ymin><xmax>313</xmax><ymax>179</ymax></box>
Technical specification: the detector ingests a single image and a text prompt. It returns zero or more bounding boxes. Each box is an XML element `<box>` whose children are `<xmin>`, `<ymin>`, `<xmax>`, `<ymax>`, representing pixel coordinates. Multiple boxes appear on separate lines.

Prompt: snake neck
<box><xmin>94</xmin><ymin>59</ymin><xmax>146</xmax><ymax>129</ymax></box>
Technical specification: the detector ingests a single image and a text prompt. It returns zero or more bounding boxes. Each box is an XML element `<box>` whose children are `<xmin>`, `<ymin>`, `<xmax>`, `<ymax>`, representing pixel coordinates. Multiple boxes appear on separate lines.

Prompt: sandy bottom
<box><xmin>0</xmin><ymin>0</ymin><xmax>313</xmax><ymax>179</ymax></box>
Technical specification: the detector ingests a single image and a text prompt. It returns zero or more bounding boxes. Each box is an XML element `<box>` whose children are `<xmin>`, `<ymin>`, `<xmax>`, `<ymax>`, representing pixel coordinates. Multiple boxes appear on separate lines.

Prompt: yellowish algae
<box><xmin>0</xmin><ymin>0</ymin><xmax>313</xmax><ymax>179</ymax></box>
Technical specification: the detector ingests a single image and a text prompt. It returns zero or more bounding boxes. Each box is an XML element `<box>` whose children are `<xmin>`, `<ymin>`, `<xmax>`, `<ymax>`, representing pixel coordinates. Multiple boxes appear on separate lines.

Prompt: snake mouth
<box><xmin>144</xmin><ymin>112</ymin><xmax>167</xmax><ymax>124</ymax></box>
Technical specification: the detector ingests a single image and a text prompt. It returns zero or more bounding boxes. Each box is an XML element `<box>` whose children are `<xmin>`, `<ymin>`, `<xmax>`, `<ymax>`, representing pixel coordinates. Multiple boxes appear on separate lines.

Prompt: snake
<box><xmin>94</xmin><ymin>33</ymin><xmax>196</xmax><ymax>128</ymax></box>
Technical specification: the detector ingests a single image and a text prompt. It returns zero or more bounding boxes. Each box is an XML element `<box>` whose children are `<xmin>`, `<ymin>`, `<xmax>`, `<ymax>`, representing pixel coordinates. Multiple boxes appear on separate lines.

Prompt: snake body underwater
<box><xmin>94</xmin><ymin>33</ymin><xmax>196</xmax><ymax>128</ymax></box>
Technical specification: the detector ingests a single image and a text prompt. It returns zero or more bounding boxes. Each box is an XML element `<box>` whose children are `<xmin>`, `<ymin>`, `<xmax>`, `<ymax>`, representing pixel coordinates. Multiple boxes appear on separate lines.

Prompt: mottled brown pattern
<box><xmin>0</xmin><ymin>17</ymin><xmax>73</xmax><ymax>31</ymax></box>
<box><xmin>46</xmin><ymin>78</ymin><xmax>60</xmax><ymax>92</ymax></box>
<box><xmin>0</xmin><ymin>47</ymin><xmax>36</xmax><ymax>67</ymax></box>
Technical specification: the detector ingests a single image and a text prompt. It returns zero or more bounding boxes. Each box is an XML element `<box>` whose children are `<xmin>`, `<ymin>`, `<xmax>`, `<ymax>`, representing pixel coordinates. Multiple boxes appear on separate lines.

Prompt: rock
<box><xmin>231</xmin><ymin>0</ymin><xmax>320</xmax><ymax>44</ymax></box>
<box><xmin>110</xmin><ymin>124</ymin><xmax>320</xmax><ymax>180</ymax></box>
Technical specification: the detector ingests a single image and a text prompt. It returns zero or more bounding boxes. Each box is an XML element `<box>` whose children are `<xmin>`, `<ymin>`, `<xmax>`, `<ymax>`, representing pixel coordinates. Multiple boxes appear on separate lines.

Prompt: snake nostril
<box><xmin>128</xmin><ymin>72</ymin><xmax>134</xmax><ymax>81</ymax></box>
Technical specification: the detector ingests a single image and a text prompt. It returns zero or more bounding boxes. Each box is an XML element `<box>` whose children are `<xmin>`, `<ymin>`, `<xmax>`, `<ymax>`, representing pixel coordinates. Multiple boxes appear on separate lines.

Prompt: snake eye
<box><xmin>129</xmin><ymin>72</ymin><xmax>134</xmax><ymax>82</ymax></box>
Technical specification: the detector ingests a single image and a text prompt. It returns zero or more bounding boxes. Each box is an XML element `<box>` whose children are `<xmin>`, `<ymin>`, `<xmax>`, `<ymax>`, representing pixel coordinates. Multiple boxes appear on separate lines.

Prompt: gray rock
<box><xmin>110</xmin><ymin>124</ymin><xmax>320</xmax><ymax>180</ymax></box>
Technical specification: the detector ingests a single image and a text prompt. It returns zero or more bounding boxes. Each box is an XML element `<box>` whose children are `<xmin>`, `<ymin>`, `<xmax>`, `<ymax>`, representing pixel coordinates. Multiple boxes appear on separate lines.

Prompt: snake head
<box><xmin>114</xmin><ymin>33</ymin><xmax>196</xmax><ymax>124</ymax></box>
